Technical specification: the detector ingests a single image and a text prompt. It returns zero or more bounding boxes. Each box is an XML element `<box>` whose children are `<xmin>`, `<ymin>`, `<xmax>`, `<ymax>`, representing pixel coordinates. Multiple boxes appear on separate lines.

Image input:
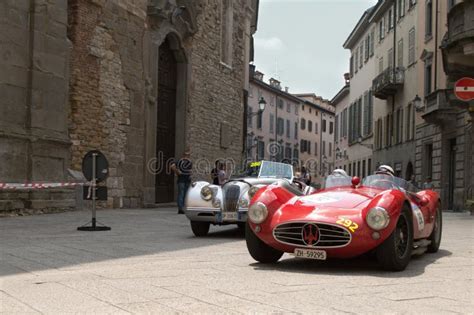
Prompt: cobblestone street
<box><xmin>1</xmin><ymin>209</ymin><xmax>473</xmax><ymax>314</ymax></box>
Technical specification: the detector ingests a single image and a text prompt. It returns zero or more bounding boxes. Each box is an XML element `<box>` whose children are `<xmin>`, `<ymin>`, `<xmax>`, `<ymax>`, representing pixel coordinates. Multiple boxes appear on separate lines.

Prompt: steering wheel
<box><xmin>292</xmin><ymin>179</ymin><xmax>307</xmax><ymax>191</ymax></box>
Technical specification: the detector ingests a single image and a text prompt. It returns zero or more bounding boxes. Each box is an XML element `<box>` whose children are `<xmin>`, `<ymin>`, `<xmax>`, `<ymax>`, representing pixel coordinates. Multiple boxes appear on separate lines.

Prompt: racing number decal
<box><xmin>336</xmin><ymin>218</ymin><xmax>358</xmax><ymax>233</ymax></box>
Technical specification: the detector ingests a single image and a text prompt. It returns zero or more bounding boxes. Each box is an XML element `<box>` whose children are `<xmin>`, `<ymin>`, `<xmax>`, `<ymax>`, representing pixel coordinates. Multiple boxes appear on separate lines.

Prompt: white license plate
<box><xmin>294</xmin><ymin>248</ymin><xmax>327</xmax><ymax>260</ymax></box>
<box><xmin>222</xmin><ymin>212</ymin><xmax>238</xmax><ymax>221</ymax></box>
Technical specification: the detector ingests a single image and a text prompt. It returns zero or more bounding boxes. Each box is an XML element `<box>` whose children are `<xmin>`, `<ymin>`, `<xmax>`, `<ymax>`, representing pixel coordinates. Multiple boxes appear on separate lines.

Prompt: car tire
<box><xmin>245</xmin><ymin>221</ymin><xmax>283</xmax><ymax>263</ymax></box>
<box><xmin>376</xmin><ymin>207</ymin><xmax>413</xmax><ymax>271</ymax></box>
<box><xmin>190</xmin><ymin>221</ymin><xmax>210</xmax><ymax>237</ymax></box>
<box><xmin>427</xmin><ymin>204</ymin><xmax>442</xmax><ymax>253</ymax></box>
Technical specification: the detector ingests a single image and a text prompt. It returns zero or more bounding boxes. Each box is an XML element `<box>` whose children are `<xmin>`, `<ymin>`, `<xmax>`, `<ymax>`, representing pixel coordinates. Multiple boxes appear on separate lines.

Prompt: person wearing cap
<box><xmin>171</xmin><ymin>149</ymin><xmax>193</xmax><ymax>214</ymax></box>
<box><xmin>375</xmin><ymin>164</ymin><xmax>395</xmax><ymax>176</ymax></box>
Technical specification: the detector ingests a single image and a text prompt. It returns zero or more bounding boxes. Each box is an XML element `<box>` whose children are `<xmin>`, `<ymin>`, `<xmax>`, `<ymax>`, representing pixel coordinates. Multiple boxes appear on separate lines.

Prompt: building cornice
<box><xmin>330</xmin><ymin>84</ymin><xmax>350</xmax><ymax>105</ymax></box>
<box><xmin>343</xmin><ymin>6</ymin><xmax>375</xmax><ymax>49</ymax></box>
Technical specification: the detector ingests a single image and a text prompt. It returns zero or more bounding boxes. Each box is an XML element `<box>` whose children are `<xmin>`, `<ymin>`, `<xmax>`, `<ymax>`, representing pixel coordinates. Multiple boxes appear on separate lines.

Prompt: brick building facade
<box><xmin>0</xmin><ymin>0</ymin><xmax>259</xmax><ymax>211</ymax></box>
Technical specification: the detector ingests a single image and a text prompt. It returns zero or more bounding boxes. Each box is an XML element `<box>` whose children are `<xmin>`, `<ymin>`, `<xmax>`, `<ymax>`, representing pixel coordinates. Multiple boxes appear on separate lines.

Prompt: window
<box><xmin>329</xmin><ymin>142</ymin><xmax>332</xmax><ymax>157</ymax></box>
<box><xmin>426</xmin><ymin>0</ymin><xmax>433</xmax><ymax>38</ymax></box>
<box><xmin>293</xmin><ymin>148</ymin><xmax>299</xmax><ymax>161</ymax></box>
<box><xmin>388</xmin><ymin>7</ymin><xmax>394</xmax><ymax>30</ymax></box>
<box><xmin>269</xmin><ymin>113</ymin><xmax>274</xmax><ymax>132</ymax></box>
<box><xmin>335</xmin><ymin>115</ymin><xmax>339</xmax><ymax>141</ymax></box>
<box><xmin>342</xmin><ymin>108</ymin><xmax>348</xmax><ymax>137</ymax></box>
<box><xmin>368</xmin><ymin>158</ymin><xmax>372</xmax><ymax>174</ymax></box>
<box><xmin>357</xmin><ymin>161</ymin><xmax>361</xmax><ymax>177</ymax></box>
<box><xmin>322</xmin><ymin>141</ymin><xmax>326</xmax><ymax>156</ymax></box>
<box><xmin>277</xmin><ymin>118</ymin><xmax>284</xmax><ymax>136</ymax></box>
<box><xmin>397</xmin><ymin>39</ymin><xmax>403</xmax><ymax>67</ymax></box>
<box><xmin>425</xmin><ymin>61</ymin><xmax>432</xmax><ymax>95</ymax></box>
<box><xmin>349</xmin><ymin>163</ymin><xmax>352</xmax><ymax>175</ymax></box>
<box><xmin>355</xmin><ymin>49</ymin><xmax>359</xmax><ymax>73</ymax></box>
<box><xmin>398</xmin><ymin>0</ymin><xmax>405</xmax><ymax>19</ymax></box>
<box><xmin>350</xmin><ymin>55</ymin><xmax>354</xmax><ymax>77</ymax></box>
<box><xmin>308</xmin><ymin>141</ymin><xmax>311</xmax><ymax>154</ymax></box>
<box><xmin>220</xmin><ymin>0</ymin><xmax>233</xmax><ymax>66</ymax></box>
<box><xmin>287</xmin><ymin>102</ymin><xmax>291</xmax><ymax>113</ymax></box>
<box><xmin>257</xmin><ymin>111</ymin><xmax>263</xmax><ymax>129</ymax></box>
<box><xmin>295</xmin><ymin>104</ymin><xmax>299</xmax><ymax>115</ymax></box>
<box><xmin>370</xmin><ymin>29</ymin><xmax>375</xmax><ymax>56</ymax></box>
<box><xmin>248</xmin><ymin>108</ymin><xmax>253</xmax><ymax>127</ymax></box>
<box><xmin>359</xmin><ymin>44</ymin><xmax>363</xmax><ymax>68</ymax></box>
<box><xmin>356</xmin><ymin>98</ymin><xmax>362</xmax><ymax>140</ymax></box>
<box><xmin>362</xmin><ymin>160</ymin><xmax>366</xmax><ymax>178</ymax></box>
<box><xmin>308</xmin><ymin>120</ymin><xmax>313</xmax><ymax>132</ymax></box>
<box><xmin>329</xmin><ymin>121</ymin><xmax>334</xmax><ymax>134</ymax></box>
<box><xmin>286</xmin><ymin>119</ymin><xmax>290</xmax><ymax>138</ymax></box>
<box><xmin>423</xmin><ymin>143</ymin><xmax>433</xmax><ymax>179</ymax></box>
<box><xmin>285</xmin><ymin>144</ymin><xmax>292</xmax><ymax>160</ymax></box>
<box><xmin>379</xmin><ymin>18</ymin><xmax>385</xmax><ymax>41</ymax></box>
<box><xmin>322</xmin><ymin>119</ymin><xmax>327</xmax><ymax>132</ymax></box>
<box><xmin>301</xmin><ymin>118</ymin><xmax>306</xmax><ymax>130</ymax></box>
<box><xmin>277</xmin><ymin>98</ymin><xmax>284</xmax><ymax>109</ymax></box>
<box><xmin>388</xmin><ymin>48</ymin><xmax>394</xmax><ymax>68</ymax></box>
<box><xmin>309</xmin><ymin>108</ymin><xmax>312</xmax><ymax>114</ymax></box>
<box><xmin>408</xmin><ymin>27</ymin><xmax>416</xmax><ymax>65</ymax></box>
<box><xmin>314</xmin><ymin>142</ymin><xmax>318</xmax><ymax>156</ymax></box>
<box><xmin>257</xmin><ymin>141</ymin><xmax>265</xmax><ymax>160</ymax></box>
<box><xmin>314</xmin><ymin>122</ymin><xmax>318</xmax><ymax>134</ymax></box>
<box><xmin>365</xmin><ymin>36</ymin><xmax>369</xmax><ymax>61</ymax></box>
<box><xmin>448</xmin><ymin>0</ymin><xmax>456</xmax><ymax>10</ymax></box>
<box><xmin>363</xmin><ymin>92</ymin><xmax>370</xmax><ymax>136</ymax></box>
<box><xmin>379</xmin><ymin>57</ymin><xmax>384</xmax><ymax>74</ymax></box>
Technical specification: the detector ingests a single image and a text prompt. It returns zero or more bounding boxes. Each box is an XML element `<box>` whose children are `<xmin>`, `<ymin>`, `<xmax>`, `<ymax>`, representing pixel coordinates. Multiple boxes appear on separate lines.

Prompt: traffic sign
<box><xmin>82</xmin><ymin>150</ymin><xmax>109</xmax><ymax>183</ymax></box>
<box><xmin>454</xmin><ymin>77</ymin><xmax>474</xmax><ymax>101</ymax></box>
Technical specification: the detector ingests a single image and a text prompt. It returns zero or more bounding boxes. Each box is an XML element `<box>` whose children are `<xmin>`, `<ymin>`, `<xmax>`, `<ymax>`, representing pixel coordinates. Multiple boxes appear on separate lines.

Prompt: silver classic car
<box><xmin>185</xmin><ymin>161</ymin><xmax>299</xmax><ymax>237</ymax></box>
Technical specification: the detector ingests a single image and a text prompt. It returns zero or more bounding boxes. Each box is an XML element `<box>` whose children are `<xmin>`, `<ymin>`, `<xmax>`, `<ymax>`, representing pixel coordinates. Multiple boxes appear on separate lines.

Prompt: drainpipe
<box><xmin>434</xmin><ymin>0</ymin><xmax>439</xmax><ymax>90</ymax></box>
<box><xmin>26</xmin><ymin>0</ymin><xmax>35</xmax><ymax>182</ymax></box>
<box><xmin>392</xmin><ymin>0</ymin><xmax>397</xmax><ymax>148</ymax></box>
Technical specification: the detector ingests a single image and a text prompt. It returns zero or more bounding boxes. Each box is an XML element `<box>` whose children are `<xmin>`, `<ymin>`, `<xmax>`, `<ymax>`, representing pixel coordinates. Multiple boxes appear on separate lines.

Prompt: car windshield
<box><xmin>242</xmin><ymin>161</ymin><xmax>262</xmax><ymax>177</ymax></box>
<box><xmin>324</xmin><ymin>174</ymin><xmax>352</xmax><ymax>188</ymax></box>
<box><xmin>362</xmin><ymin>175</ymin><xmax>420</xmax><ymax>193</ymax></box>
<box><xmin>258</xmin><ymin>161</ymin><xmax>293</xmax><ymax>180</ymax></box>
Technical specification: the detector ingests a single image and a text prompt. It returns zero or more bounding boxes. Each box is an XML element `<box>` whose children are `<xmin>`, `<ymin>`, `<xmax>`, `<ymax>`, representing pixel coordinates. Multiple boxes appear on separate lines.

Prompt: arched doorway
<box><xmin>155</xmin><ymin>37</ymin><xmax>177</xmax><ymax>203</ymax></box>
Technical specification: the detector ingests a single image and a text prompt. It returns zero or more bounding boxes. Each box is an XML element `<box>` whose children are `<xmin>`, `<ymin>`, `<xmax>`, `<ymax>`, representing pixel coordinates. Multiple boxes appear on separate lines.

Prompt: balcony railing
<box><xmin>372</xmin><ymin>66</ymin><xmax>405</xmax><ymax>100</ymax></box>
<box><xmin>421</xmin><ymin>89</ymin><xmax>457</xmax><ymax>125</ymax></box>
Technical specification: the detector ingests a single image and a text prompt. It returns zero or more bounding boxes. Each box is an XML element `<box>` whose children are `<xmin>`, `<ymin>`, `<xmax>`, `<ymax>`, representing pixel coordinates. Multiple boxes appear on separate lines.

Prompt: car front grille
<box><xmin>273</xmin><ymin>222</ymin><xmax>351</xmax><ymax>248</ymax></box>
<box><xmin>223</xmin><ymin>184</ymin><xmax>240</xmax><ymax>212</ymax></box>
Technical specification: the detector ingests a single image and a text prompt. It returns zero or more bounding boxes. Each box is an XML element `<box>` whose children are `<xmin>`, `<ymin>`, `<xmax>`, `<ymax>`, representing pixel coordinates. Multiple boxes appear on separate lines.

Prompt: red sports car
<box><xmin>245</xmin><ymin>174</ymin><xmax>442</xmax><ymax>271</ymax></box>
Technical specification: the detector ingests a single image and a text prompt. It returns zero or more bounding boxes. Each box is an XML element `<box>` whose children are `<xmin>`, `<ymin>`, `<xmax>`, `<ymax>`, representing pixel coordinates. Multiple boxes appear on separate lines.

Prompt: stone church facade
<box><xmin>0</xmin><ymin>0</ymin><xmax>259</xmax><ymax>211</ymax></box>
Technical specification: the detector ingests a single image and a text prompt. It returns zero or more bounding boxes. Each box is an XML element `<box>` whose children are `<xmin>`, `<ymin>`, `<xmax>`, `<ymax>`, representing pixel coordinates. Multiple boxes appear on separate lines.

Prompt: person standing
<box><xmin>171</xmin><ymin>149</ymin><xmax>192</xmax><ymax>214</ymax></box>
<box><xmin>422</xmin><ymin>177</ymin><xmax>434</xmax><ymax>190</ymax></box>
<box><xmin>217</xmin><ymin>162</ymin><xmax>228</xmax><ymax>186</ymax></box>
<box><xmin>210</xmin><ymin>160</ymin><xmax>220</xmax><ymax>185</ymax></box>
<box><xmin>301</xmin><ymin>167</ymin><xmax>312</xmax><ymax>185</ymax></box>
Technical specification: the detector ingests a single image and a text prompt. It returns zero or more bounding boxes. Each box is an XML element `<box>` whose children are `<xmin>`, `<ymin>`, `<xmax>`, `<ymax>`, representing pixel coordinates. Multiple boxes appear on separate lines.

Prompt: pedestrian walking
<box><xmin>171</xmin><ymin>149</ymin><xmax>192</xmax><ymax>214</ymax></box>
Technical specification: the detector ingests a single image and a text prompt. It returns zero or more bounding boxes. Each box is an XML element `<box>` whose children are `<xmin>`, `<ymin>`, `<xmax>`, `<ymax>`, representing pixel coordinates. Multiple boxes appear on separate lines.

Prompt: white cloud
<box><xmin>255</xmin><ymin>37</ymin><xmax>284</xmax><ymax>51</ymax></box>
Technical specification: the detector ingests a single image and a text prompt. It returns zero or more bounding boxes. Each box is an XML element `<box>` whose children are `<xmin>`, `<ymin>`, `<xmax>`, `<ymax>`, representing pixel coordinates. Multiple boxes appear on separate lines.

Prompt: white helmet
<box><xmin>375</xmin><ymin>165</ymin><xmax>395</xmax><ymax>176</ymax></box>
<box><xmin>332</xmin><ymin>169</ymin><xmax>348</xmax><ymax>177</ymax></box>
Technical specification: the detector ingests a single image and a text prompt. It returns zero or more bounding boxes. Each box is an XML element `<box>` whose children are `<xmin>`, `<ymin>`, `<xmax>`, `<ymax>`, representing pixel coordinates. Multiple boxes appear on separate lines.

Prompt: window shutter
<box><xmin>363</xmin><ymin>92</ymin><xmax>369</xmax><ymax>136</ymax></box>
<box><xmin>397</xmin><ymin>39</ymin><xmax>403</xmax><ymax>67</ymax></box>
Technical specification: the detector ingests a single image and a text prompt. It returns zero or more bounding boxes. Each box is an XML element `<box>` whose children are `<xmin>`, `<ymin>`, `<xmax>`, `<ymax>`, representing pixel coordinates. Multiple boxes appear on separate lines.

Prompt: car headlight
<box><xmin>248</xmin><ymin>202</ymin><xmax>268</xmax><ymax>224</ymax></box>
<box><xmin>366</xmin><ymin>206</ymin><xmax>390</xmax><ymax>230</ymax></box>
<box><xmin>248</xmin><ymin>186</ymin><xmax>261</xmax><ymax>199</ymax></box>
<box><xmin>239</xmin><ymin>198</ymin><xmax>249</xmax><ymax>208</ymax></box>
<box><xmin>212</xmin><ymin>198</ymin><xmax>221</xmax><ymax>208</ymax></box>
<box><xmin>200</xmin><ymin>186</ymin><xmax>213</xmax><ymax>201</ymax></box>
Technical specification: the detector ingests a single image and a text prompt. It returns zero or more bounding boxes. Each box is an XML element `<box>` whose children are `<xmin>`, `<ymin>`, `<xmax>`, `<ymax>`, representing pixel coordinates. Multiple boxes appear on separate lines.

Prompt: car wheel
<box><xmin>245</xmin><ymin>221</ymin><xmax>283</xmax><ymax>263</ymax></box>
<box><xmin>190</xmin><ymin>221</ymin><xmax>210</xmax><ymax>237</ymax></box>
<box><xmin>376</xmin><ymin>207</ymin><xmax>413</xmax><ymax>271</ymax></box>
<box><xmin>427</xmin><ymin>204</ymin><xmax>442</xmax><ymax>253</ymax></box>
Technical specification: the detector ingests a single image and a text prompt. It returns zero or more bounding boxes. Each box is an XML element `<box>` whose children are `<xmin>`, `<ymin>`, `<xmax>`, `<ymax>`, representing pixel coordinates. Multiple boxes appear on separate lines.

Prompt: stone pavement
<box><xmin>0</xmin><ymin>209</ymin><xmax>473</xmax><ymax>314</ymax></box>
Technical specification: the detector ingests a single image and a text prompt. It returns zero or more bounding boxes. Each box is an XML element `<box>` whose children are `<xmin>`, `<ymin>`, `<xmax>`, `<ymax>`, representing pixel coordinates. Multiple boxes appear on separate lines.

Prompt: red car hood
<box><xmin>295</xmin><ymin>188</ymin><xmax>377</xmax><ymax>209</ymax></box>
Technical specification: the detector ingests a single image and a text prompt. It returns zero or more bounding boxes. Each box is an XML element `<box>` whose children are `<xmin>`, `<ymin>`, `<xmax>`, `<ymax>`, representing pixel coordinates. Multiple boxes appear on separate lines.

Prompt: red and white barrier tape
<box><xmin>0</xmin><ymin>182</ymin><xmax>86</xmax><ymax>190</ymax></box>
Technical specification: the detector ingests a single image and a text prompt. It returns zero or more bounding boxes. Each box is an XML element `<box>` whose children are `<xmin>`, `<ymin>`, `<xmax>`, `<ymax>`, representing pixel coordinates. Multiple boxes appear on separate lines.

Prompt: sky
<box><xmin>254</xmin><ymin>0</ymin><xmax>378</xmax><ymax>100</ymax></box>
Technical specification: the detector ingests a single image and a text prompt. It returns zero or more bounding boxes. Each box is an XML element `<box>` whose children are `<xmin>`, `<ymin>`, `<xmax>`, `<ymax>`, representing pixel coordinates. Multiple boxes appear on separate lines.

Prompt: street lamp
<box><xmin>413</xmin><ymin>94</ymin><xmax>424</xmax><ymax>112</ymax></box>
<box><xmin>258</xmin><ymin>96</ymin><xmax>267</xmax><ymax>112</ymax></box>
